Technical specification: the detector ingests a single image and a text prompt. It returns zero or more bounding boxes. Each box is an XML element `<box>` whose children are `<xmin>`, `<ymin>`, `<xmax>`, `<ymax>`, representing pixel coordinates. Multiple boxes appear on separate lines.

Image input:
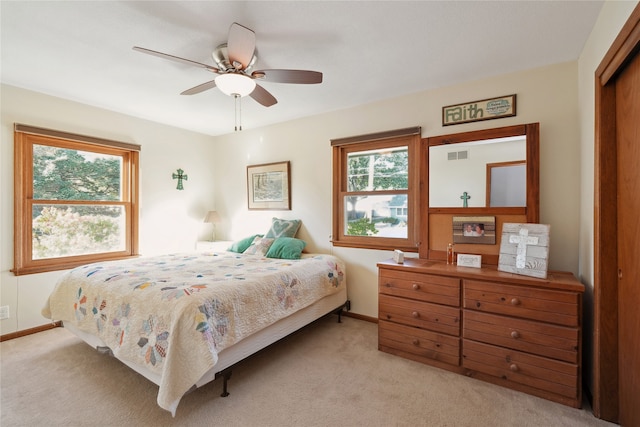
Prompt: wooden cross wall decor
<box><xmin>172</xmin><ymin>168</ymin><xmax>188</xmax><ymax>190</ymax></box>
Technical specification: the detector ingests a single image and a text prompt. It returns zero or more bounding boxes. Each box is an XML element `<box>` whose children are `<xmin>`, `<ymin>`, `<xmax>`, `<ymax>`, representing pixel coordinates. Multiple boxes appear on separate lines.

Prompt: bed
<box><xmin>42</xmin><ymin>249</ymin><xmax>347</xmax><ymax>416</ymax></box>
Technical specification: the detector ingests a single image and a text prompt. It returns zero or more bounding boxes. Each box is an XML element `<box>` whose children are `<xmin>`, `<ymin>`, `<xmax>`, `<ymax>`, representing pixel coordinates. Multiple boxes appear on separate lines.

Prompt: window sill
<box><xmin>331</xmin><ymin>240</ymin><xmax>418</xmax><ymax>252</ymax></box>
<box><xmin>12</xmin><ymin>254</ymin><xmax>140</xmax><ymax>276</ymax></box>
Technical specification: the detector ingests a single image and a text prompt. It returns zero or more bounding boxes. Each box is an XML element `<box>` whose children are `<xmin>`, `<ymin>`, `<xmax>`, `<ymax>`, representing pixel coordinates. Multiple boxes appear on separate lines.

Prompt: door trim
<box><xmin>593</xmin><ymin>3</ymin><xmax>640</xmax><ymax>422</ymax></box>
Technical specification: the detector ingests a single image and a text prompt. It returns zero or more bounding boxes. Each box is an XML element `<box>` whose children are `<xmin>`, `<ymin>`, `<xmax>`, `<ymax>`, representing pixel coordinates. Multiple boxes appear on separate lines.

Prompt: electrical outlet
<box><xmin>0</xmin><ymin>306</ymin><xmax>9</xmax><ymax>320</ymax></box>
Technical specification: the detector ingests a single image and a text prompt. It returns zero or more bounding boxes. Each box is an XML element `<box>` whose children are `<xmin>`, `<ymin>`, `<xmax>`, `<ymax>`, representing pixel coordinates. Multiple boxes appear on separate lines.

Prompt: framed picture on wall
<box><xmin>452</xmin><ymin>216</ymin><xmax>496</xmax><ymax>245</ymax></box>
<box><xmin>247</xmin><ymin>161</ymin><xmax>291</xmax><ymax>210</ymax></box>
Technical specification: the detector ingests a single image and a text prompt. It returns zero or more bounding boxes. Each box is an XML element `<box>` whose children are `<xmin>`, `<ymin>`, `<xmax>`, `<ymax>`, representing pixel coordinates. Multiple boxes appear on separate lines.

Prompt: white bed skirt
<box><xmin>63</xmin><ymin>286</ymin><xmax>348</xmax><ymax>390</ymax></box>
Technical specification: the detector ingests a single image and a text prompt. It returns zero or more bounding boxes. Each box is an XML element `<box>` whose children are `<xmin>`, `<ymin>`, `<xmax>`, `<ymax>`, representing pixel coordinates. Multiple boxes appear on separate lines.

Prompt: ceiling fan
<box><xmin>133</xmin><ymin>22</ymin><xmax>323</xmax><ymax>130</ymax></box>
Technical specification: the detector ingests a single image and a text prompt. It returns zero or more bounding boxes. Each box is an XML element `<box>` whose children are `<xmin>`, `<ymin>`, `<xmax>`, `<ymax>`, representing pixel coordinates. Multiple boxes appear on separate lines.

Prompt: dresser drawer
<box><xmin>463</xmin><ymin>340</ymin><xmax>579</xmax><ymax>399</ymax></box>
<box><xmin>379</xmin><ymin>269</ymin><xmax>460</xmax><ymax>306</ymax></box>
<box><xmin>463</xmin><ymin>280</ymin><xmax>580</xmax><ymax>327</ymax></box>
<box><xmin>379</xmin><ymin>320</ymin><xmax>460</xmax><ymax>366</ymax></box>
<box><xmin>463</xmin><ymin>311</ymin><xmax>579</xmax><ymax>363</ymax></box>
<box><xmin>379</xmin><ymin>294</ymin><xmax>460</xmax><ymax>336</ymax></box>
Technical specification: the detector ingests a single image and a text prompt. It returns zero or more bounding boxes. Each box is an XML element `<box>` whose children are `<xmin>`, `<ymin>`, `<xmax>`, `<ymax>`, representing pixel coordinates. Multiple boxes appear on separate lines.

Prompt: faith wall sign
<box><xmin>442</xmin><ymin>94</ymin><xmax>516</xmax><ymax>126</ymax></box>
<box><xmin>498</xmin><ymin>223</ymin><xmax>550</xmax><ymax>279</ymax></box>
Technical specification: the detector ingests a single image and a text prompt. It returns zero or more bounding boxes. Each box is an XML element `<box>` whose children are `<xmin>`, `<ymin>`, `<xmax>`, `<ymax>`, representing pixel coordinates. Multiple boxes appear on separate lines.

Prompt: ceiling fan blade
<box><xmin>250</xmin><ymin>84</ymin><xmax>277</xmax><ymax>107</ymax></box>
<box><xmin>254</xmin><ymin>69</ymin><xmax>323</xmax><ymax>84</ymax></box>
<box><xmin>251</xmin><ymin>70</ymin><xmax>322</xmax><ymax>84</ymax></box>
<box><xmin>133</xmin><ymin>46</ymin><xmax>219</xmax><ymax>72</ymax></box>
<box><xmin>227</xmin><ymin>23</ymin><xmax>256</xmax><ymax>70</ymax></box>
<box><xmin>180</xmin><ymin>80</ymin><xmax>217</xmax><ymax>95</ymax></box>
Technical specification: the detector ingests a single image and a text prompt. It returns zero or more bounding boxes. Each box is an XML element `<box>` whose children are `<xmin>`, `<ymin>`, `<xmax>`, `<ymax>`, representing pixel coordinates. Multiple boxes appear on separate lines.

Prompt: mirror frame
<box><xmin>419</xmin><ymin>123</ymin><xmax>539</xmax><ymax>259</ymax></box>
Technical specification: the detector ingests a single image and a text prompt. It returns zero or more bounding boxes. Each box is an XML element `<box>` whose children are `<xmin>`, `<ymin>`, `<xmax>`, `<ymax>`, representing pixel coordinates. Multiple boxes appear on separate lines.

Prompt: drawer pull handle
<box><xmin>411</xmin><ymin>311</ymin><xmax>420</xmax><ymax>318</ymax></box>
<box><xmin>510</xmin><ymin>331</ymin><xmax>520</xmax><ymax>339</ymax></box>
<box><xmin>510</xmin><ymin>298</ymin><xmax>521</xmax><ymax>306</ymax></box>
<box><xmin>509</xmin><ymin>364</ymin><xmax>519</xmax><ymax>372</ymax></box>
<box><xmin>412</xmin><ymin>283</ymin><xmax>420</xmax><ymax>290</ymax></box>
<box><xmin>412</xmin><ymin>339</ymin><xmax>420</xmax><ymax>346</ymax></box>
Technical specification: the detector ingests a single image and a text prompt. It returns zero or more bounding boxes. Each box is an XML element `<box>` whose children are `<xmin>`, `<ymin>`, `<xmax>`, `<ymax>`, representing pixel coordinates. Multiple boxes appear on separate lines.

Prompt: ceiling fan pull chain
<box><xmin>233</xmin><ymin>93</ymin><xmax>242</xmax><ymax>132</ymax></box>
<box><xmin>238</xmin><ymin>94</ymin><xmax>243</xmax><ymax>131</ymax></box>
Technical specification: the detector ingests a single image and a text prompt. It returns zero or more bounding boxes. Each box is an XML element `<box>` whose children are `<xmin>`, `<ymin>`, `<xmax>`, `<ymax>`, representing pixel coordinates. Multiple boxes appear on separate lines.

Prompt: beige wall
<box><xmin>213</xmin><ymin>60</ymin><xmax>581</xmax><ymax>319</ymax></box>
<box><xmin>0</xmin><ymin>85</ymin><xmax>217</xmax><ymax>335</ymax></box>
<box><xmin>577</xmin><ymin>0</ymin><xmax>638</xmax><ymax>394</ymax></box>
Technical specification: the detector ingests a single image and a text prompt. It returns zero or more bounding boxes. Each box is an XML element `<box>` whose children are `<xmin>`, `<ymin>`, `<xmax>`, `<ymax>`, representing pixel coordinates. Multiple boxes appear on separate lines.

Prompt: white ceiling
<box><xmin>1</xmin><ymin>1</ymin><xmax>603</xmax><ymax>137</ymax></box>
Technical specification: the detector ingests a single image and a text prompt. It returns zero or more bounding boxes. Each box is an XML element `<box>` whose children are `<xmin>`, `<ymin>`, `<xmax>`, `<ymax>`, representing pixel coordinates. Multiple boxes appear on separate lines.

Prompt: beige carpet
<box><xmin>1</xmin><ymin>315</ymin><xmax>616</xmax><ymax>427</ymax></box>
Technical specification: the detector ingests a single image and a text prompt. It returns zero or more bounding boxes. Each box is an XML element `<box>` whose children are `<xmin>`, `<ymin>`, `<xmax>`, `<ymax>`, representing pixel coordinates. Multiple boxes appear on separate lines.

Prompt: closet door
<box><xmin>594</xmin><ymin>4</ymin><xmax>640</xmax><ymax>423</ymax></box>
<box><xmin>615</xmin><ymin>47</ymin><xmax>640</xmax><ymax>427</ymax></box>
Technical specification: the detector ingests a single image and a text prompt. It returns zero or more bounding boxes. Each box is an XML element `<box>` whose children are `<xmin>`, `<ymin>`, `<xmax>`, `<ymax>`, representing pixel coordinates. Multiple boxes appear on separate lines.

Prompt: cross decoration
<box><xmin>172</xmin><ymin>168</ymin><xmax>188</xmax><ymax>190</ymax></box>
<box><xmin>508</xmin><ymin>228</ymin><xmax>539</xmax><ymax>269</ymax></box>
<box><xmin>460</xmin><ymin>191</ymin><xmax>471</xmax><ymax>208</ymax></box>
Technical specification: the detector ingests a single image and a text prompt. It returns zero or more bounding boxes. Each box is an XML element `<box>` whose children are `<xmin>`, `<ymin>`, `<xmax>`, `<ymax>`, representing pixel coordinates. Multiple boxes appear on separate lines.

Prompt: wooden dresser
<box><xmin>378</xmin><ymin>258</ymin><xmax>584</xmax><ymax>408</ymax></box>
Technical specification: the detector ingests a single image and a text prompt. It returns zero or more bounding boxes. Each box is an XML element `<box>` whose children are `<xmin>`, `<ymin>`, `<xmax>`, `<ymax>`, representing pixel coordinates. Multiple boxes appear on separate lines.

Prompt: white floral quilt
<box><xmin>42</xmin><ymin>251</ymin><xmax>345</xmax><ymax>415</ymax></box>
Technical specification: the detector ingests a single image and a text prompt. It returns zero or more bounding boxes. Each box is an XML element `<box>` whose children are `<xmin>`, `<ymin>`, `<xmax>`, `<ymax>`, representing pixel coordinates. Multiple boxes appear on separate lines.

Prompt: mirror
<box><xmin>429</xmin><ymin>135</ymin><xmax>526</xmax><ymax>207</ymax></box>
<box><xmin>426</xmin><ymin>123</ymin><xmax>538</xmax><ymax>221</ymax></box>
<box><xmin>420</xmin><ymin>123</ymin><xmax>539</xmax><ymax>262</ymax></box>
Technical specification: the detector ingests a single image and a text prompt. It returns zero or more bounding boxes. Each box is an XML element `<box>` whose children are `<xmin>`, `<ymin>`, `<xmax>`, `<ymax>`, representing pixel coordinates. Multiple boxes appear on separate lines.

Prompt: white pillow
<box><xmin>243</xmin><ymin>236</ymin><xmax>275</xmax><ymax>256</ymax></box>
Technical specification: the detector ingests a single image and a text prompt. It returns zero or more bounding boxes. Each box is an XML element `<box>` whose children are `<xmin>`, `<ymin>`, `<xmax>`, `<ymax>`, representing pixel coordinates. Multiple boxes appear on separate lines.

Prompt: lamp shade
<box><xmin>214</xmin><ymin>73</ymin><xmax>256</xmax><ymax>97</ymax></box>
<box><xmin>204</xmin><ymin>211</ymin><xmax>221</xmax><ymax>223</ymax></box>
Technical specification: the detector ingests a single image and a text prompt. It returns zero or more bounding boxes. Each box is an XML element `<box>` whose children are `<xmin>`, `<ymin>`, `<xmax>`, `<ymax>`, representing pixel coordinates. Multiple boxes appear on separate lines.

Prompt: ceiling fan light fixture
<box><xmin>215</xmin><ymin>73</ymin><xmax>256</xmax><ymax>97</ymax></box>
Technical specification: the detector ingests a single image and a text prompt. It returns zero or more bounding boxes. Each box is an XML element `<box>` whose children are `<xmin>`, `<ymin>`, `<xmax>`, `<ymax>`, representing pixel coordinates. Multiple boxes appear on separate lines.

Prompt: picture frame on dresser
<box><xmin>456</xmin><ymin>253</ymin><xmax>482</xmax><ymax>268</ymax></box>
<box><xmin>452</xmin><ymin>215</ymin><xmax>496</xmax><ymax>245</ymax></box>
<box><xmin>498</xmin><ymin>223</ymin><xmax>550</xmax><ymax>279</ymax></box>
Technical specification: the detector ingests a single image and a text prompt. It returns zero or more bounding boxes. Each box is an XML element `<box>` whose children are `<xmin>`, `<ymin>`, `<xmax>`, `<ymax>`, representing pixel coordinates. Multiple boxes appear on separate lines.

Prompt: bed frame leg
<box><xmin>215</xmin><ymin>368</ymin><xmax>232</xmax><ymax>397</ymax></box>
<box><xmin>335</xmin><ymin>300</ymin><xmax>351</xmax><ymax>323</ymax></box>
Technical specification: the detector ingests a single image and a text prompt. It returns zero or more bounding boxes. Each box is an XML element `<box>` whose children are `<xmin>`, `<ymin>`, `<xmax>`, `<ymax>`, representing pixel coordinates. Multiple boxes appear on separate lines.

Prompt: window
<box><xmin>331</xmin><ymin>127</ymin><xmax>420</xmax><ymax>251</ymax></box>
<box><xmin>13</xmin><ymin>124</ymin><xmax>140</xmax><ymax>275</ymax></box>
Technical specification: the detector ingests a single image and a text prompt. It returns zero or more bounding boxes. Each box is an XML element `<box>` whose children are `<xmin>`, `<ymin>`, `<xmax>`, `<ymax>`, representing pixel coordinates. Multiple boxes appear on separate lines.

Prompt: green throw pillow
<box><xmin>228</xmin><ymin>234</ymin><xmax>263</xmax><ymax>253</ymax></box>
<box><xmin>266</xmin><ymin>237</ymin><xmax>306</xmax><ymax>259</ymax></box>
<box><xmin>264</xmin><ymin>218</ymin><xmax>301</xmax><ymax>239</ymax></box>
